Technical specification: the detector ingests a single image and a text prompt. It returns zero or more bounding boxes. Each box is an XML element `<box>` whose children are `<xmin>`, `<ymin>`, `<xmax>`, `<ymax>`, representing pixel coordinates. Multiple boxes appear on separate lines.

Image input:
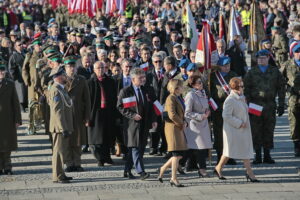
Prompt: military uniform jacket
<box><xmin>209</xmin><ymin>71</ymin><xmax>237</xmax><ymax>111</ymax></box>
<box><xmin>272</xmin><ymin>34</ymin><xmax>289</xmax><ymax>65</ymax></box>
<box><xmin>65</xmin><ymin>75</ymin><xmax>91</xmax><ymax>146</ymax></box>
<box><xmin>244</xmin><ymin>65</ymin><xmax>285</xmax><ymax>108</ymax></box>
<box><xmin>0</xmin><ymin>78</ymin><xmax>21</xmax><ymax>151</ymax></box>
<box><xmin>283</xmin><ymin>59</ymin><xmax>300</xmax><ymax>104</ymax></box>
<box><xmin>49</xmin><ymin>82</ymin><xmax>74</xmax><ymax>133</ymax></box>
<box><xmin>22</xmin><ymin>51</ymin><xmax>42</xmax><ymax>100</ymax></box>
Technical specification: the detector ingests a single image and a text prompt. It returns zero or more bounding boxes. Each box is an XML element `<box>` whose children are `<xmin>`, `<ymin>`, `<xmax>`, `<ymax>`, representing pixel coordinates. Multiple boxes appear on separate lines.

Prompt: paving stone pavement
<box><xmin>0</xmin><ymin>109</ymin><xmax>300</xmax><ymax>200</ymax></box>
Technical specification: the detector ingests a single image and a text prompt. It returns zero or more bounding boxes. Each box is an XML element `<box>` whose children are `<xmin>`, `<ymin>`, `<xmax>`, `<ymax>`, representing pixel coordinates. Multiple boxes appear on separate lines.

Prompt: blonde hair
<box><xmin>167</xmin><ymin>79</ymin><xmax>183</xmax><ymax>94</ymax></box>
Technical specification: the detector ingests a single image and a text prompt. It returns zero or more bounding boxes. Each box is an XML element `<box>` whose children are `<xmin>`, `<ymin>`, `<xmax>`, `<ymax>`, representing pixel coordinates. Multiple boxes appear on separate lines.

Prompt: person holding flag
<box><xmin>244</xmin><ymin>49</ymin><xmax>285</xmax><ymax>164</ymax></box>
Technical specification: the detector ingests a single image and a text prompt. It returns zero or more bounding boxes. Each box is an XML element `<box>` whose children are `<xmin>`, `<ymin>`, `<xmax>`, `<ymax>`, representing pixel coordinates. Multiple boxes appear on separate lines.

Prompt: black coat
<box><xmin>87</xmin><ymin>74</ymin><xmax>117</xmax><ymax>145</ymax></box>
<box><xmin>8</xmin><ymin>51</ymin><xmax>27</xmax><ymax>104</ymax></box>
<box><xmin>160</xmin><ymin>68</ymin><xmax>180</xmax><ymax>104</ymax></box>
<box><xmin>227</xmin><ymin>45</ymin><xmax>247</xmax><ymax>77</ymax></box>
<box><xmin>77</xmin><ymin>66</ymin><xmax>93</xmax><ymax>80</ymax></box>
<box><xmin>117</xmin><ymin>85</ymin><xmax>156</xmax><ymax>147</ymax></box>
<box><xmin>145</xmin><ymin>67</ymin><xmax>164</xmax><ymax>101</ymax></box>
<box><xmin>112</xmin><ymin>73</ymin><xmax>125</xmax><ymax>95</ymax></box>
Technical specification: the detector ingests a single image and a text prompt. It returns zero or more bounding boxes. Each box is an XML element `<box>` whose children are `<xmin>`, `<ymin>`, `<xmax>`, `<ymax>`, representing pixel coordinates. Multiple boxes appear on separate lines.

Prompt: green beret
<box><xmin>103</xmin><ymin>34</ymin><xmax>113</xmax><ymax>40</ymax></box>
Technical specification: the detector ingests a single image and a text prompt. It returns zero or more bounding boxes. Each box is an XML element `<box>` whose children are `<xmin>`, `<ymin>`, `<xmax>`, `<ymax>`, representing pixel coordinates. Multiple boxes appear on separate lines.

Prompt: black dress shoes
<box><xmin>65</xmin><ymin>166</ymin><xmax>75</xmax><ymax>172</ymax></box>
<box><xmin>140</xmin><ymin>172</ymin><xmax>150</xmax><ymax>180</ymax></box>
<box><xmin>4</xmin><ymin>169</ymin><xmax>13</xmax><ymax>175</ymax></box>
<box><xmin>149</xmin><ymin>148</ymin><xmax>158</xmax><ymax>155</ymax></box>
<box><xmin>124</xmin><ymin>171</ymin><xmax>136</xmax><ymax>179</ymax></box>
<box><xmin>53</xmin><ymin>176</ymin><xmax>72</xmax><ymax>183</ymax></box>
<box><xmin>75</xmin><ymin>166</ymin><xmax>84</xmax><ymax>172</ymax></box>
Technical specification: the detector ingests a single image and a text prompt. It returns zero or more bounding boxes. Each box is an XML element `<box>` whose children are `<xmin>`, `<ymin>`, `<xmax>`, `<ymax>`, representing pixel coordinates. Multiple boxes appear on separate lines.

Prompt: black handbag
<box><xmin>162</xmin><ymin>111</ymin><xmax>171</xmax><ymax>122</ymax></box>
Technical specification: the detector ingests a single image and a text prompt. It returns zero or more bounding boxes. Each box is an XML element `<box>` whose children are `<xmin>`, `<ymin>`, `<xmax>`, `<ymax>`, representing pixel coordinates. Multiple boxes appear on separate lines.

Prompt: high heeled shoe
<box><xmin>198</xmin><ymin>171</ymin><xmax>210</xmax><ymax>178</ymax></box>
<box><xmin>170</xmin><ymin>180</ymin><xmax>184</xmax><ymax>187</ymax></box>
<box><xmin>157</xmin><ymin>168</ymin><xmax>163</xmax><ymax>183</ymax></box>
<box><xmin>245</xmin><ymin>174</ymin><xmax>260</xmax><ymax>182</ymax></box>
<box><xmin>213</xmin><ymin>169</ymin><xmax>226</xmax><ymax>180</ymax></box>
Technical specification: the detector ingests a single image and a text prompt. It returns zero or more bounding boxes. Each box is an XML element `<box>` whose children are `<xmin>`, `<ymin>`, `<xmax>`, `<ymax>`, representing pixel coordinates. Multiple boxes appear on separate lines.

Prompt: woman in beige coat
<box><xmin>158</xmin><ymin>79</ymin><xmax>187</xmax><ymax>187</ymax></box>
<box><xmin>215</xmin><ymin>77</ymin><xmax>259</xmax><ymax>182</ymax></box>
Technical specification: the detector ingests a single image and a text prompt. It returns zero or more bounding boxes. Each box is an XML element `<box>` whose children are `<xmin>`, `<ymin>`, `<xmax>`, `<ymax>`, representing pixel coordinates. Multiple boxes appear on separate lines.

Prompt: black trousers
<box><xmin>90</xmin><ymin>144</ymin><xmax>111</xmax><ymax>163</ymax></box>
<box><xmin>181</xmin><ymin>149</ymin><xmax>208</xmax><ymax>169</ymax></box>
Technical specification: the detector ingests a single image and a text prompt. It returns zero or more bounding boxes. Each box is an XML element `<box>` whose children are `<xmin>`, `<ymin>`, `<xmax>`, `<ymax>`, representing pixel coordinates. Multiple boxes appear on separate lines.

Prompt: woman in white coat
<box><xmin>184</xmin><ymin>75</ymin><xmax>212</xmax><ymax>177</ymax></box>
<box><xmin>214</xmin><ymin>77</ymin><xmax>259</xmax><ymax>182</ymax></box>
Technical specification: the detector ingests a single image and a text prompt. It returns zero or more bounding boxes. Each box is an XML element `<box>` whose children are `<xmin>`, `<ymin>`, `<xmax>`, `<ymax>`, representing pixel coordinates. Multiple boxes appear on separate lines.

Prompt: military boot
<box><xmin>294</xmin><ymin>141</ymin><xmax>300</xmax><ymax>157</ymax></box>
<box><xmin>252</xmin><ymin>148</ymin><xmax>262</xmax><ymax>164</ymax></box>
<box><xmin>263</xmin><ymin>148</ymin><xmax>275</xmax><ymax>164</ymax></box>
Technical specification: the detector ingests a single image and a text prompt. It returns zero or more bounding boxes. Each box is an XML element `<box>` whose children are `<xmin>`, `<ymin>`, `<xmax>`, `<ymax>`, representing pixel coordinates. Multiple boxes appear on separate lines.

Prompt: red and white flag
<box><xmin>219</xmin><ymin>14</ymin><xmax>227</xmax><ymax>41</ymax></box>
<box><xmin>140</xmin><ymin>62</ymin><xmax>149</xmax><ymax>72</ymax></box>
<box><xmin>208</xmin><ymin>98</ymin><xmax>218</xmax><ymax>111</ymax></box>
<box><xmin>122</xmin><ymin>96</ymin><xmax>137</xmax><ymax>108</ymax></box>
<box><xmin>289</xmin><ymin>41</ymin><xmax>298</xmax><ymax>58</ymax></box>
<box><xmin>248</xmin><ymin>103</ymin><xmax>263</xmax><ymax>116</ymax></box>
<box><xmin>153</xmin><ymin>100</ymin><xmax>163</xmax><ymax>116</ymax></box>
<box><xmin>195</xmin><ymin>21</ymin><xmax>218</xmax><ymax>72</ymax></box>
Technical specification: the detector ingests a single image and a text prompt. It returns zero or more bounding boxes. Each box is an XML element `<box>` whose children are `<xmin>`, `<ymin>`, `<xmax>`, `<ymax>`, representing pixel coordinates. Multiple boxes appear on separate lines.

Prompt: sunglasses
<box><xmin>154</xmin><ymin>60</ymin><xmax>162</xmax><ymax>63</ymax></box>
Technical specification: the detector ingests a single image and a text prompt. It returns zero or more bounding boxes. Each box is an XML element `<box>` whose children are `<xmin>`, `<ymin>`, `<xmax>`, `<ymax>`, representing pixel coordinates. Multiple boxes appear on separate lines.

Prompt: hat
<box><xmin>256</xmin><ymin>49</ymin><xmax>271</xmax><ymax>57</ymax></box>
<box><xmin>178</xmin><ymin>58</ymin><xmax>190</xmax><ymax>68</ymax></box>
<box><xmin>70</xmin><ymin>30</ymin><xmax>77</xmax><ymax>36</ymax></box>
<box><xmin>9</xmin><ymin>30</ymin><xmax>17</xmax><ymax>36</ymax></box>
<box><xmin>76</xmin><ymin>29</ymin><xmax>84</xmax><ymax>37</ymax></box>
<box><xmin>0</xmin><ymin>60</ymin><xmax>6</xmax><ymax>70</ymax></box>
<box><xmin>260</xmin><ymin>39</ymin><xmax>271</xmax><ymax>45</ymax></box>
<box><xmin>292</xmin><ymin>43</ymin><xmax>300</xmax><ymax>53</ymax></box>
<box><xmin>44</xmin><ymin>46</ymin><xmax>57</xmax><ymax>56</ymax></box>
<box><xmin>34</xmin><ymin>32</ymin><xmax>42</xmax><ymax>39</ymax></box>
<box><xmin>63</xmin><ymin>55</ymin><xmax>78</xmax><ymax>65</ymax></box>
<box><xmin>48</xmin><ymin>52</ymin><xmax>62</xmax><ymax>63</ymax></box>
<box><xmin>217</xmin><ymin>56</ymin><xmax>231</xmax><ymax>66</ymax></box>
<box><xmin>32</xmin><ymin>39</ymin><xmax>42</xmax><ymax>46</ymax></box>
<box><xmin>49</xmin><ymin>66</ymin><xmax>65</xmax><ymax>79</ymax></box>
<box><xmin>103</xmin><ymin>33</ymin><xmax>113</xmax><ymax>40</ymax></box>
<box><xmin>271</xmin><ymin>26</ymin><xmax>280</xmax><ymax>31</ymax></box>
<box><xmin>48</xmin><ymin>18</ymin><xmax>56</xmax><ymax>25</ymax></box>
<box><xmin>186</xmin><ymin>63</ymin><xmax>197</xmax><ymax>71</ymax></box>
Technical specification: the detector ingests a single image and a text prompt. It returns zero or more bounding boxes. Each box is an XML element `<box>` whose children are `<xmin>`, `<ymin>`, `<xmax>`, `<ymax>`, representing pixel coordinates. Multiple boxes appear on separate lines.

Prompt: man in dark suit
<box><xmin>165</xmin><ymin>31</ymin><xmax>179</xmax><ymax>57</ymax></box>
<box><xmin>160</xmin><ymin>56</ymin><xmax>180</xmax><ymax>105</ymax></box>
<box><xmin>77</xmin><ymin>53</ymin><xmax>93</xmax><ymax>80</ymax></box>
<box><xmin>112</xmin><ymin>59</ymin><xmax>133</xmax><ymax>157</ymax></box>
<box><xmin>145</xmin><ymin>54</ymin><xmax>165</xmax><ymax>155</ymax></box>
<box><xmin>117</xmin><ymin>68</ymin><xmax>157</xmax><ymax>180</ymax></box>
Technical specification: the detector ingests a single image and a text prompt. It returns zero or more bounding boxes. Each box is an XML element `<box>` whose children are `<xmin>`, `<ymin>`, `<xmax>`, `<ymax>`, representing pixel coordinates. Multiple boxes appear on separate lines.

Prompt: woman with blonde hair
<box><xmin>157</xmin><ymin>79</ymin><xmax>188</xmax><ymax>187</ymax></box>
<box><xmin>214</xmin><ymin>77</ymin><xmax>259</xmax><ymax>182</ymax></box>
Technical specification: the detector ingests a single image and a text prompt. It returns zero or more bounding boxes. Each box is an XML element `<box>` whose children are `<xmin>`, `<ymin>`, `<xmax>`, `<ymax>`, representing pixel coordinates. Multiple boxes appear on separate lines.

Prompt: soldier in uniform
<box><xmin>48</xmin><ymin>66</ymin><xmax>74</xmax><ymax>183</ymax></box>
<box><xmin>63</xmin><ymin>56</ymin><xmax>91</xmax><ymax>172</ymax></box>
<box><xmin>22</xmin><ymin>39</ymin><xmax>43</xmax><ymax>135</ymax></box>
<box><xmin>271</xmin><ymin>26</ymin><xmax>289</xmax><ymax>69</ymax></box>
<box><xmin>244</xmin><ymin>49</ymin><xmax>285</xmax><ymax>164</ymax></box>
<box><xmin>0</xmin><ymin>61</ymin><xmax>22</xmax><ymax>175</ymax></box>
<box><xmin>282</xmin><ymin>43</ymin><xmax>300</xmax><ymax>157</ymax></box>
<box><xmin>210</xmin><ymin>56</ymin><xmax>238</xmax><ymax>165</ymax></box>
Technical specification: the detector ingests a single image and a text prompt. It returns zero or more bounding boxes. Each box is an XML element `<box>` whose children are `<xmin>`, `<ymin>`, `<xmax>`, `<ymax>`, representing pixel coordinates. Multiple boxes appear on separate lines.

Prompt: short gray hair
<box><xmin>152</xmin><ymin>53</ymin><xmax>163</xmax><ymax>61</ymax></box>
<box><xmin>130</xmin><ymin>67</ymin><xmax>145</xmax><ymax>78</ymax></box>
<box><xmin>94</xmin><ymin>61</ymin><xmax>105</xmax><ymax>68</ymax></box>
<box><xmin>121</xmin><ymin>58</ymin><xmax>132</xmax><ymax>67</ymax></box>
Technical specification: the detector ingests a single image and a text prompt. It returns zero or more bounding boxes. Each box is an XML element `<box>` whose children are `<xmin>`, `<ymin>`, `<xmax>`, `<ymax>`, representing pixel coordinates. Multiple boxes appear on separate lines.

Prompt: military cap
<box><xmin>48</xmin><ymin>52</ymin><xmax>62</xmax><ymax>63</ymax></box>
<box><xmin>32</xmin><ymin>39</ymin><xmax>42</xmax><ymax>46</ymax></box>
<box><xmin>292</xmin><ymin>43</ymin><xmax>300</xmax><ymax>53</ymax></box>
<box><xmin>103</xmin><ymin>33</ymin><xmax>113</xmax><ymax>40</ymax></box>
<box><xmin>271</xmin><ymin>26</ymin><xmax>280</xmax><ymax>30</ymax></box>
<box><xmin>44</xmin><ymin>46</ymin><xmax>57</xmax><ymax>56</ymax></box>
<box><xmin>217</xmin><ymin>56</ymin><xmax>231</xmax><ymax>66</ymax></box>
<box><xmin>9</xmin><ymin>30</ymin><xmax>18</xmax><ymax>36</ymax></box>
<box><xmin>34</xmin><ymin>32</ymin><xmax>42</xmax><ymax>39</ymax></box>
<box><xmin>133</xmin><ymin>36</ymin><xmax>143</xmax><ymax>43</ymax></box>
<box><xmin>63</xmin><ymin>55</ymin><xmax>78</xmax><ymax>65</ymax></box>
<box><xmin>0</xmin><ymin>60</ymin><xmax>6</xmax><ymax>70</ymax></box>
<box><xmin>186</xmin><ymin>63</ymin><xmax>197</xmax><ymax>71</ymax></box>
<box><xmin>256</xmin><ymin>49</ymin><xmax>271</xmax><ymax>57</ymax></box>
<box><xmin>70</xmin><ymin>30</ymin><xmax>77</xmax><ymax>36</ymax></box>
<box><xmin>76</xmin><ymin>29</ymin><xmax>84</xmax><ymax>37</ymax></box>
<box><xmin>49</xmin><ymin>66</ymin><xmax>65</xmax><ymax>78</ymax></box>
<box><xmin>48</xmin><ymin>18</ymin><xmax>56</xmax><ymax>25</ymax></box>
<box><xmin>260</xmin><ymin>39</ymin><xmax>271</xmax><ymax>45</ymax></box>
<box><xmin>178</xmin><ymin>58</ymin><xmax>190</xmax><ymax>68</ymax></box>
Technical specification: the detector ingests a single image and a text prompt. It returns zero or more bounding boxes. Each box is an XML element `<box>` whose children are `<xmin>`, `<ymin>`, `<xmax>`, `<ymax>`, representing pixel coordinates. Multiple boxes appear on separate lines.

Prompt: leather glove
<box><xmin>277</xmin><ymin>106</ymin><xmax>284</xmax><ymax>117</ymax></box>
<box><xmin>62</xmin><ymin>131</ymin><xmax>70</xmax><ymax>138</ymax></box>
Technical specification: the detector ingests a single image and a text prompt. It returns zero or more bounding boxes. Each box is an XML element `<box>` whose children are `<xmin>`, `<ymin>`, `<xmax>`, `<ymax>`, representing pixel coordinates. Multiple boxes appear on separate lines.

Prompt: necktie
<box><xmin>137</xmin><ymin>88</ymin><xmax>144</xmax><ymax>104</ymax></box>
<box><xmin>157</xmin><ymin>71</ymin><xmax>161</xmax><ymax>80</ymax></box>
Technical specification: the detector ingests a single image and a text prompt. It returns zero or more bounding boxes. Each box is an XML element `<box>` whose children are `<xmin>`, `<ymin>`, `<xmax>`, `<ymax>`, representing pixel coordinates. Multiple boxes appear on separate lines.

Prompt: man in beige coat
<box><xmin>0</xmin><ymin>63</ymin><xmax>21</xmax><ymax>175</ymax></box>
<box><xmin>48</xmin><ymin>66</ymin><xmax>74</xmax><ymax>183</ymax></box>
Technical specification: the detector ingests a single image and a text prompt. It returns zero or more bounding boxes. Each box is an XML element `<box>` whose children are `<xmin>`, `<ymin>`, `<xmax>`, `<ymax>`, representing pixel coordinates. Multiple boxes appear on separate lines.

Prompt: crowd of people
<box><xmin>1</xmin><ymin>0</ymin><xmax>300</xmax><ymax>186</ymax></box>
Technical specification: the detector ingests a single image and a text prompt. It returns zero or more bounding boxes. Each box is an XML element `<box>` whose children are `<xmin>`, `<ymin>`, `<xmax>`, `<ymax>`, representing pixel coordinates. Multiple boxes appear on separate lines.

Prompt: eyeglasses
<box><xmin>239</xmin><ymin>85</ymin><xmax>244</xmax><ymax>89</ymax></box>
<box><xmin>154</xmin><ymin>60</ymin><xmax>162</xmax><ymax>63</ymax></box>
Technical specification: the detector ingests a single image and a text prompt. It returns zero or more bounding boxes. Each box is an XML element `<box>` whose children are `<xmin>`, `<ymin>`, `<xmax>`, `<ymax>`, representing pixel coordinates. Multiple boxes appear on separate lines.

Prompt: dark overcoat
<box><xmin>87</xmin><ymin>74</ymin><xmax>117</xmax><ymax>145</ymax></box>
<box><xmin>0</xmin><ymin>78</ymin><xmax>22</xmax><ymax>152</ymax></box>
